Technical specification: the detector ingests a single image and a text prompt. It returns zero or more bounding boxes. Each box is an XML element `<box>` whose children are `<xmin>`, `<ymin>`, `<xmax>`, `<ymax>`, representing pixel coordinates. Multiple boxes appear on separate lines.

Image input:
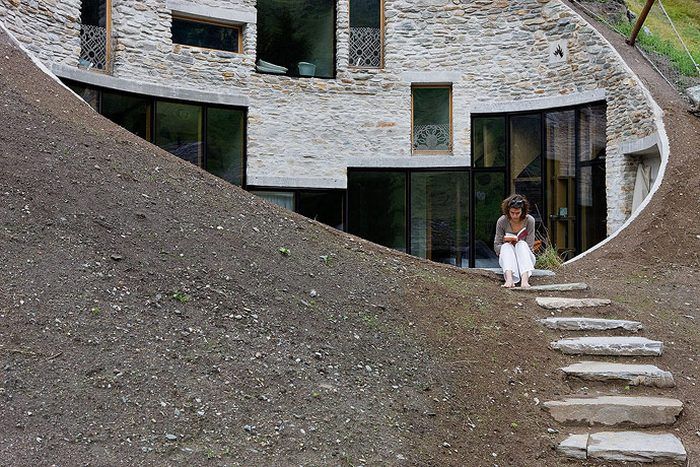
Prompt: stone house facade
<box><xmin>0</xmin><ymin>0</ymin><xmax>665</xmax><ymax>267</ymax></box>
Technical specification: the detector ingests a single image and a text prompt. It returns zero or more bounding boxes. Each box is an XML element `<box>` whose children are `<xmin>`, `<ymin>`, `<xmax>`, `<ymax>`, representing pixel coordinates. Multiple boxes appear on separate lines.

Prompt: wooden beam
<box><xmin>626</xmin><ymin>0</ymin><xmax>656</xmax><ymax>46</ymax></box>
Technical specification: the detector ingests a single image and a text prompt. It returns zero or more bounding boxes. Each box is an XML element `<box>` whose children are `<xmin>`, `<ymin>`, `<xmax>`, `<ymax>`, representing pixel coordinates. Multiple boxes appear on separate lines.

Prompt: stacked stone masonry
<box><xmin>0</xmin><ymin>0</ymin><xmax>662</xmax><ymax>232</ymax></box>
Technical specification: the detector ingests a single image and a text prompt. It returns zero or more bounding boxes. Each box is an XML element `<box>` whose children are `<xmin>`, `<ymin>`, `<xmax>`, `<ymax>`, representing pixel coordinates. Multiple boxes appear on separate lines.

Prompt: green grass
<box><xmin>621</xmin><ymin>0</ymin><xmax>700</xmax><ymax>76</ymax></box>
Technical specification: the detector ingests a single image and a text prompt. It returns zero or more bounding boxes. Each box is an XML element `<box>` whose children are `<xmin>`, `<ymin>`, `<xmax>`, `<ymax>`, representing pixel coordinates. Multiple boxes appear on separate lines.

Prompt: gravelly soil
<box><xmin>1</xmin><ymin>6</ymin><xmax>699</xmax><ymax>466</ymax></box>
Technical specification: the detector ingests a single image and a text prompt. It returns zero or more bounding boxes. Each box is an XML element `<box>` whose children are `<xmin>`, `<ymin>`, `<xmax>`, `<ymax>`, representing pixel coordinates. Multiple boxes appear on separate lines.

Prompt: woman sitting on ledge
<box><xmin>494</xmin><ymin>194</ymin><xmax>536</xmax><ymax>288</ymax></box>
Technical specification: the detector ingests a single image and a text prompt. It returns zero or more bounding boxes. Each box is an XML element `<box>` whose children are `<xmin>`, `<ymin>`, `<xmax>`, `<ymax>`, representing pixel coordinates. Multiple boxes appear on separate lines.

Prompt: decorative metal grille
<box><xmin>413</xmin><ymin>124</ymin><xmax>450</xmax><ymax>151</ymax></box>
<box><xmin>349</xmin><ymin>27</ymin><xmax>381</xmax><ymax>68</ymax></box>
<box><xmin>80</xmin><ymin>24</ymin><xmax>108</xmax><ymax>70</ymax></box>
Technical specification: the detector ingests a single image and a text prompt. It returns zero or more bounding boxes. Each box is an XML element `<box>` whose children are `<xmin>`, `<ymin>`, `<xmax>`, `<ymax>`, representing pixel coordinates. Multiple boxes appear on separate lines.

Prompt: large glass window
<box><xmin>348</xmin><ymin>171</ymin><xmax>407</xmax><ymax>251</ymax></box>
<box><xmin>510</xmin><ymin>114</ymin><xmax>543</xmax><ymax>223</ymax></box>
<box><xmin>297</xmin><ymin>191</ymin><xmax>345</xmax><ymax>230</ymax></box>
<box><xmin>256</xmin><ymin>0</ymin><xmax>336</xmax><ymax>78</ymax></box>
<box><xmin>410</xmin><ymin>172</ymin><xmax>469</xmax><ymax>267</ymax></box>
<box><xmin>79</xmin><ymin>0</ymin><xmax>110</xmax><ymax>70</ymax></box>
<box><xmin>206</xmin><ymin>107</ymin><xmax>245</xmax><ymax>186</ymax></box>
<box><xmin>101</xmin><ymin>91</ymin><xmax>151</xmax><ymax>140</ymax></box>
<box><xmin>472</xmin><ymin>117</ymin><xmax>506</xmax><ymax>168</ymax></box>
<box><xmin>578</xmin><ymin>104</ymin><xmax>607</xmax><ymax>251</ymax></box>
<box><xmin>473</xmin><ymin>171</ymin><xmax>505</xmax><ymax>268</ymax></box>
<box><xmin>349</xmin><ymin>0</ymin><xmax>382</xmax><ymax>67</ymax></box>
<box><xmin>171</xmin><ymin>16</ymin><xmax>241</xmax><ymax>53</ymax></box>
<box><xmin>412</xmin><ymin>86</ymin><xmax>452</xmax><ymax>153</ymax></box>
<box><xmin>545</xmin><ymin>110</ymin><xmax>576</xmax><ymax>257</ymax></box>
<box><xmin>155</xmin><ymin>101</ymin><xmax>203</xmax><ymax>167</ymax></box>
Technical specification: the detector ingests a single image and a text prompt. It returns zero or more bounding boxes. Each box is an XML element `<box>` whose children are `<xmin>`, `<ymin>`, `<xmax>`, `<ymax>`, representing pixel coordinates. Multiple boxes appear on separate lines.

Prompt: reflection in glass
<box><xmin>102</xmin><ymin>91</ymin><xmax>151</xmax><ymax>140</ymax></box>
<box><xmin>578</xmin><ymin>103</ymin><xmax>607</xmax><ymax>252</ymax></box>
<box><xmin>67</xmin><ymin>82</ymin><xmax>100</xmax><ymax>111</ymax></box>
<box><xmin>257</xmin><ymin>0</ymin><xmax>335</xmax><ymax>78</ymax></box>
<box><xmin>171</xmin><ymin>17</ymin><xmax>240</xmax><ymax>52</ymax></box>
<box><xmin>155</xmin><ymin>101</ymin><xmax>203</xmax><ymax>166</ymax></box>
<box><xmin>473</xmin><ymin>171</ymin><xmax>505</xmax><ymax>268</ymax></box>
<box><xmin>206</xmin><ymin>107</ymin><xmax>244</xmax><ymax>186</ymax></box>
<box><xmin>546</xmin><ymin>110</ymin><xmax>576</xmax><ymax>257</ymax></box>
<box><xmin>410</xmin><ymin>172</ymin><xmax>469</xmax><ymax>268</ymax></box>
<box><xmin>472</xmin><ymin>117</ymin><xmax>505</xmax><ymax>167</ymax></box>
<box><xmin>412</xmin><ymin>87</ymin><xmax>451</xmax><ymax>151</ymax></box>
<box><xmin>510</xmin><ymin>114</ymin><xmax>542</xmax><ymax>223</ymax></box>
<box><xmin>298</xmin><ymin>191</ymin><xmax>345</xmax><ymax>230</ymax></box>
<box><xmin>252</xmin><ymin>191</ymin><xmax>295</xmax><ymax>210</ymax></box>
<box><xmin>348</xmin><ymin>171</ymin><xmax>406</xmax><ymax>251</ymax></box>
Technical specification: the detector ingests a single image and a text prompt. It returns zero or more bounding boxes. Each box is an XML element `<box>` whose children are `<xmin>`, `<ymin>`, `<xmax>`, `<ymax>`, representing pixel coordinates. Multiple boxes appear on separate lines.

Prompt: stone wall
<box><xmin>0</xmin><ymin>0</ymin><xmax>662</xmax><ymax>230</ymax></box>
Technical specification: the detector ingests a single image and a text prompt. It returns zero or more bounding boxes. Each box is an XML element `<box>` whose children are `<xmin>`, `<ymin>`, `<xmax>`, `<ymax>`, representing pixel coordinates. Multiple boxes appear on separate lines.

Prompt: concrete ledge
<box><xmin>619</xmin><ymin>132</ymin><xmax>660</xmax><ymax>156</ymax></box>
<box><xmin>348</xmin><ymin>155</ymin><xmax>470</xmax><ymax>168</ymax></box>
<box><xmin>401</xmin><ymin>71</ymin><xmax>463</xmax><ymax>84</ymax></box>
<box><xmin>166</xmin><ymin>0</ymin><xmax>257</xmax><ymax>24</ymax></box>
<box><xmin>52</xmin><ymin>64</ymin><xmax>249</xmax><ymax>107</ymax></box>
<box><xmin>469</xmin><ymin>89</ymin><xmax>606</xmax><ymax>113</ymax></box>
<box><xmin>246</xmin><ymin>175</ymin><xmax>346</xmax><ymax>190</ymax></box>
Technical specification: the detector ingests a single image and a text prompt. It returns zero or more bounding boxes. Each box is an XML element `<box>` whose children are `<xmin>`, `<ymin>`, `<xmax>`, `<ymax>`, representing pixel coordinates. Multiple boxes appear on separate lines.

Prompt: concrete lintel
<box><xmin>52</xmin><ymin>64</ymin><xmax>249</xmax><ymax>107</ymax></box>
<box><xmin>401</xmin><ymin>71</ymin><xmax>462</xmax><ymax>84</ymax></box>
<box><xmin>247</xmin><ymin>175</ymin><xmax>346</xmax><ymax>190</ymax></box>
<box><xmin>619</xmin><ymin>132</ymin><xmax>660</xmax><ymax>156</ymax></box>
<box><xmin>347</xmin><ymin>155</ymin><xmax>470</xmax><ymax>168</ymax></box>
<box><xmin>469</xmin><ymin>89</ymin><xmax>606</xmax><ymax>114</ymax></box>
<box><xmin>166</xmin><ymin>0</ymin><xmax>256</xmax><ymax>24</ymax></box>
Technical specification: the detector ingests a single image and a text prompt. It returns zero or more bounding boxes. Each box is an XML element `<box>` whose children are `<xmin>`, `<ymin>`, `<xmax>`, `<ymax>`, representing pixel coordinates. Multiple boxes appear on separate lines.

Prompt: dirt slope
<box><xmin>1</xmin><ymin>9</ymin><xmax>699</xmax><ymax>466</ymax></box>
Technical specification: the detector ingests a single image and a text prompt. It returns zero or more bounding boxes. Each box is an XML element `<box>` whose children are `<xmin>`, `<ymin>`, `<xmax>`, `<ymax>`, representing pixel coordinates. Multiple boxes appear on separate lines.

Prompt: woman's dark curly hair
<box><xmin>501</xmin><ymin>194</ymin><xmax>530</xmax><ymax>220</ymax></box>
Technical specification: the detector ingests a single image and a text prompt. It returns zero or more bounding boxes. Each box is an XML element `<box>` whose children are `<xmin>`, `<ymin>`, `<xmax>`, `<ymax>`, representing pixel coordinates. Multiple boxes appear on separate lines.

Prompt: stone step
<box><xmin>536</xmin><ymin>297</ymin><xmax>611</xmax><ymax>309</ymax></box>
<box><xmin>560</xmin><ymin>361</ymin><xmax>675</xmax><ymax>388</ymax></box>
<box><xmin>558</xmin><ymin>432</ymin><xmax>687</xmax><ymax>463</ymax></box>
<box><xmin>538</xmin><ymin>317</ymin><xmax>643</xmax><ymax>331</ymax></box>
<box><xmin>544</xmin><ymin>396</ymin><xmax>683</xmax><ymax>427</ymax></box>
<box><xmin>513</xmin><ymin>282</ymin><xmax>589</xmax><ymax>292</ymax></box>
<box><xmin>550</xmin><ymin>336</ymin><xmax>663</xmax><ymax>356</ymax></box>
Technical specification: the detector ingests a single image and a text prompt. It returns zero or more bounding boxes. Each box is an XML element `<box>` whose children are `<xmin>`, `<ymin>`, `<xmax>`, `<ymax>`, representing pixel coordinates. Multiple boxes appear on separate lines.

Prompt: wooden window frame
<box><xmin>411</xmin><ymin>84</ymin><xmax>453</xmax><ymax>155</ymax></box>
<box><xmin>171</xmin><ymin>13</ymin><xmax>243</xmax><ymax>54</ymax></box>
<box><xmin>347</xmin><ymin>0</ymin><xmax>384</xmax><ymax>69</ymax></box>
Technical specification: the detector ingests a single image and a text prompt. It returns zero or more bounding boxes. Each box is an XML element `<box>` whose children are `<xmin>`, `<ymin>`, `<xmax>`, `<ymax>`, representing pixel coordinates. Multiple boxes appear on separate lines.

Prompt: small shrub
<box><xmin>172</xmin><ymin>291</ymin><xmax>190</xmax><ymax>303</ymax></box>
<box><xmin>535</xmin><ymin>243</ymin><xmax>564</xmax><ymax>270</ymax></box>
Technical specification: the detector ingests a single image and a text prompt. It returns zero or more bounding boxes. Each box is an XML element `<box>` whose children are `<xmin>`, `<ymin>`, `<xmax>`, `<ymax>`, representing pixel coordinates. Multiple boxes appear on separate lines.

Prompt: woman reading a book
<box><xmin>494</xmin><ymin>194</ymin><xmax>536</xmax><ymax>288</ymax></box>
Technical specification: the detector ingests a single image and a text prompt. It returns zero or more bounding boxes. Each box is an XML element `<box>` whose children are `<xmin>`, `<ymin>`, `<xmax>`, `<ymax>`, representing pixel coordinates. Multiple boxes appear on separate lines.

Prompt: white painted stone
<box><xmin>587</xmin><ymin>431</ymin><xmax>686</xmax><ymax>462</ymax></box>
<box><xmin>560</xmin><ymin>361</ymin><xmax>675</xmax><ymax>388</ymax></box>
<box><xmin>544</xmin><ymin>396</ymin><xmax>683</xmax><ymax>427</ymax></box>
<box><xmin>514</xmin><ymin>282</ymin><xmax>588</xmax><ymax>292</ymax></box>
<box><xmin>538</xmin><ymin>317</ymin><xmax>642</xmax><ymax>332</ymax></box>
<box><xmin>536</xmin><ymin>297</ymin><xmax>611</xmax><ymax>309</ymax></box>
<box><xmin>557</xmin><ymin>434</ymin><xmax>588</xmax><ymax>459</ymax></box>
<box><xmin>550</xmin><ymin>337</ymin><xmax>662</xmax><ymax>356</ymax></box>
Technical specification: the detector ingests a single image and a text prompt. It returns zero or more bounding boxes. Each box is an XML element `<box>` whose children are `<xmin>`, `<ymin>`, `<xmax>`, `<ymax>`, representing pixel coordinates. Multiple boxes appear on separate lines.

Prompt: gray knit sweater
<box><xmin>493</xmin><ymin>214</ymin><xmax>536</xmax><ymax>255</ymax></box>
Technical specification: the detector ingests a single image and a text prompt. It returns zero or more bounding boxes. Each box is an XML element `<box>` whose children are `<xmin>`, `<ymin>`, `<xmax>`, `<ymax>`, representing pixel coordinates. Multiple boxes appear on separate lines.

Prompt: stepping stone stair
<box><xmin>550</xmin><ymin>336</ymin><xmax>663</xmax><ymax>356</ymax></box>
<box><xmin>544</xmin><ymin>396</ymin><xmax>683</xmax><ymax>427</ymax></box>
<box><xmin>539</xmin><ymin>317</ymin><xmax>642</xmax><ymax>331</ymax></box>
<box><xmin>513</xmin><ymin>282</ymin><xmax>589</xmax><ymax>292</ymax></box>
<box><xmin>524</xmin><ymin>282</ymin><xmax>688</xmax><ymax>463</ymax></box>
<box><xmin>560</xmin><ymin>361</ymin><xmax>675</xmax><ymax>388</ymax></box>
<box><xmin>536</xmin><ymin>296</ymin><xmax>611</xmax><ymax>309</ymax></box>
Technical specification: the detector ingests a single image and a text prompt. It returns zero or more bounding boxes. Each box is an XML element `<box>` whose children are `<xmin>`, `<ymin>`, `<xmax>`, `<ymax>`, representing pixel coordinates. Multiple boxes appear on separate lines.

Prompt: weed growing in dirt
<box><xmin>90</xmin><ymin>306</ymin><xmax>101</xmax><ymax>316</ymax></box>
<box><xmin>278</xmin><ymin>247</ymin><xmax>291</xmax><ymax>256</ymax></box>
<box><xmin>172</xmin><ymin>291</ymin><xmax>190</xmax><ymax>303</ymax></box>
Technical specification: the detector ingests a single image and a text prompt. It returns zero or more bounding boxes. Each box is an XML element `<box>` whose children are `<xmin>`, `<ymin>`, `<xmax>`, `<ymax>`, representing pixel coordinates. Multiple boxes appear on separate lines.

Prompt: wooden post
<box><xmin>626</xmin><ymin>0</ymin><xmax>656</xmax><ymax>46</ymax></box>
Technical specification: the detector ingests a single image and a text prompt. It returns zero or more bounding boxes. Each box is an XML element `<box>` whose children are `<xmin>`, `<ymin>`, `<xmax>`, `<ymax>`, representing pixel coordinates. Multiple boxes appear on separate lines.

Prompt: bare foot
<box><xmin>502</xmin><ymin>270</ymin><xmax>515</xmax><ymax>288</ymax></box>
<box><xmin>520</xmin><ymin>272</ymin><xmax>531</xmax><ymax>288</ymax></box>
<box><xmin>502</xmin><ymin>280</ymin><xmax>515</xmax><ymax>288</ymax></box>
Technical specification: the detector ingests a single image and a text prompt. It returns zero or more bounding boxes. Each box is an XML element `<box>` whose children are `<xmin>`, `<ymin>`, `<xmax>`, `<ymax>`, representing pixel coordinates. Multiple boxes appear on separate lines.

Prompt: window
<box><xmin>256</xmin><ymin>0</ymin><xmax>336</xmax><ymax>78</ymax></box>
<box><xmin>348</xmin><ymin>171</ymin><xmax>407</xmax><ymax>251</ymax></box>
<box><xmin>206</xmin><ymin>107</ymin><xmax>245</xmax><ymax>186</ymax></box>
<box><xmin>171</xmin><ymin>15</ymin><xmax>241</xmax><ymax>53</ymax></box>
<box><xmin>412</xmin><ymin>86</ymin><xmax>452</xmax><ymax>153</ymax></box>
<box><xmin>349</xmin><ymin>0</ymin><xmax>382</xmax><ymax>67</ymax></box>
<box><xmin>251</xmin><ymin>190</ymin><xmax>345</xmax><ymax>230</ymax></box>
<box><xmin>102</xmin><ymin>90</ymin><xmax>152</xmax><ymax>140</ymax></box>
<box><xmin>155</xmin><ymin>101</ymin><xmax>204</xmax><ymax>167</ymax></box>
<box><xmin>79</xmin><ymin>0</ymin><xmax>111</xmax><ymax>70</ymax></box>
<box><xmin>473</xmin><ymin>117</ymin><xmax>506</xmax><ymax>167</ymax></box>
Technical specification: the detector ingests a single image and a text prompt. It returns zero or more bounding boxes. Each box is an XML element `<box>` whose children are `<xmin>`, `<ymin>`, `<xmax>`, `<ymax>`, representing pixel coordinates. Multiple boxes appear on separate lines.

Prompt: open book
<box><xmin>504</xmin><ymin>227</ymin><xmax>527</xmax><ymax>243</ymax></box>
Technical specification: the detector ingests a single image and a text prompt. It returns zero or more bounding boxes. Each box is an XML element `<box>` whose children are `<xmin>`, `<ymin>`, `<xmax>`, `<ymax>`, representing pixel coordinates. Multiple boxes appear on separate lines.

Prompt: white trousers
<box><xmin>499</xmin><ymin>241</ymin><xmax>536</xmax><ymax>283</ymax></box>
